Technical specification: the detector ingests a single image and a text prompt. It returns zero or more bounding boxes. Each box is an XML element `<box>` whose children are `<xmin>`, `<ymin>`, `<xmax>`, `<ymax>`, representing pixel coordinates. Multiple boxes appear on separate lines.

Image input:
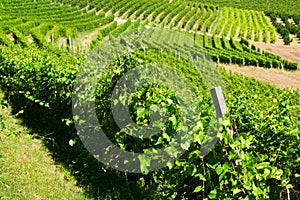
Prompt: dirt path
<box><xmin>221</xmin><ymin>64</ymin><xmax>300</xmax><ymax>89</ymax></box>
<box><xmin>76</xmin><ymin>24</ymin><xmax>113</xmax><ymax>48</ymax></box>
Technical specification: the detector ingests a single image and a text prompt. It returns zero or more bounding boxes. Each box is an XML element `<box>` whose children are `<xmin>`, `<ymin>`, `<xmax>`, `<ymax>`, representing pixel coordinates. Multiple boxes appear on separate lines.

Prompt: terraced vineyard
<box><xmin>2</xmin><ymin>0</ymin><xmax>295</xmax><ymax>69</ymax></box>
<box><xmin>0</xmin><ymin>0</ymin><xmax>116</xmax><ymax>51</ymax></box>
<box><xmin>59</xmin><ymin>0</ymin><xmax>277</xmax><ymax>42</ymax></box>
<box><xmin>0</xmin><ymin>0</ymin><xmax>278</xmax><ymax>47</ymax></box>
<box><xmin>0</xmin><ymin>0</ymin><xmax>299</xmax><ymax>199</ymax></box>
<box><xmin>189</xmin><ymin>0</ymin><xmax>300</xmax><ymax>43</ymax></box>
<box><xmin>192</xmin><ymin>0</ymin><xmax>300</xmax><ymax>16</ymax></box>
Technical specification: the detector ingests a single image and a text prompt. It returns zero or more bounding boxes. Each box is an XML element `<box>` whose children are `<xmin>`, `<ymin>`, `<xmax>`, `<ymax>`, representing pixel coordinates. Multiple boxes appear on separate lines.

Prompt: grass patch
<box><xmin>0</xmin><ymin>91</ymin><xmax>88</xmax><ymax>200</ymax></box>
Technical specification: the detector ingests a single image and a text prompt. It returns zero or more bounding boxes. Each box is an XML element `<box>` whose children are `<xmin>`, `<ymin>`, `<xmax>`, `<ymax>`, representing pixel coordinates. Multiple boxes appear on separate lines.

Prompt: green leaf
<box><xmin>137</xmin><ymin>107</ymin><xmax>147</xmax><ymax>118</ymax></box>
<box><xmin>69</xmin><ymin>139</ymin><xmax>76</xmax><ymax>147</ymax></box>
<box><xmin>62</xmin><ymin>118</ymin><xmax>73</xmax><ymax>126</ymax></box>
<box><xmin>138</xmin><ymin>154</ymin><xmax>151</xmax><ymax>174</ymax></box>
<box><xmin>215</xmin><ymin>165</ymin><xmax>223</xmax><ymax>175</ymax></box>
<box><xmin>244</xmin><ymin>181</ymin><xmax>252</xmax><ymax>190</ymax></box>
<box><xmin>0</xmin><ymin>121</ymin><xmax>5</xmax><ymax>129</ymax></box>
<box><xmin>195</xmin><ymin>173</ymin><xmax>205</xmax><ymax>181</ymax></box>
<box><xmin>15</xmin><ymin>109</ymin><xmax>24</xmax><ymax>117</ymax></box>
<box><xmin>263</xmin><ymin>168</ymin><xmax>271</xmax><ymax>178</ymax></box>
<box><xmin>232</xmin><ymin>187</ymin><xmax>241</xmax><ymax>195</ymax></box>
<box><xmin>166</xmin><ymin>161</ymin><xmax>174</xmax><ymax>169</ymax></box>
<box><xmin>193</xmin><ymin>131</ymin><xmax>204</xmax><ymax>144</ymax></box>
<box><xmin>223</xmin><ymin>119</ymin><xmax>231</xmax><ymax>127</ymax></box>
<box><xmin>162</xmin><ymin>132</ymin><xmax>170</xmax><ymax>142</ymax></box>
<box><xmin>169</xmin><ymin>115</ymin><xmax>177</xmax><ymax>126</ymax></box>
<box><xmin>193</xmin><ymin>186</ymin><xmax>202</xmax><ymax>193</ymax></box>
<box><xmin>180</xmin><ymin>140</ymin><xmax>190</xmax><ymax>150</ymax></box>
<box><xmin>252</xmin><ymin>183</ymin><xmax>263</xmax><ymax>197</ymax></box>
<box><xmin>208</xmin><ymin>189</ymin><xmax>217</xmax><ymax>199</ymax></box>
<box><xmin>166</xmin><ymin>98</ymin><xmax>173</xmax><ymax>104</ymax></box>
<box><xmin>155</xmin><ymin>136</ymin><xmax>164</xmax><ymax>145</ymax></box>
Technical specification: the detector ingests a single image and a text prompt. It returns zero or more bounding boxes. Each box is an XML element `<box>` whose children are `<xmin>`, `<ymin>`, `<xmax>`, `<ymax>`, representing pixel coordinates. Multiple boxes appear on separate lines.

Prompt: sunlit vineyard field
<box><xmin>192</xmin><ymin>0</ymin><xmax>300</xmax><ymax>16</ymax></box>
<box><xmin>0</xmin><ymin>0</ymin><xmax>299</xmax><ymax>199</ymax></box>
<box><xmin>190</xmin><ymin>0</ymin><xmax>300</xmax><ymax>43</ymax></box>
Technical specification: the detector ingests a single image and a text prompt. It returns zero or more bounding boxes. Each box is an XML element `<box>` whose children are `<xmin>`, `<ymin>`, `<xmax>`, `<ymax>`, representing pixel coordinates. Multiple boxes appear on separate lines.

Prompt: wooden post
<box><xmin>210</xmin><ymin>86</ymin><xmax>234</xmax><ymax>138</ymax></box>
<box><xmin>211</xmin><ymin>86</ymin><xmax>240</xmax><ymax>167</ymax></box>
<box><xmin>210</xmin><ymin>86</ymin><xmax>227</xmax><ymax>119</ymax></box>
<box><xmin>68</xmin><ymin>36</ymin><xmax>72</xmax><ymax>50</ymax></box>
<box><xmin>201</xmin><ymin>87</ymin><xmax>230</xmax><ymax>199</ymax></box>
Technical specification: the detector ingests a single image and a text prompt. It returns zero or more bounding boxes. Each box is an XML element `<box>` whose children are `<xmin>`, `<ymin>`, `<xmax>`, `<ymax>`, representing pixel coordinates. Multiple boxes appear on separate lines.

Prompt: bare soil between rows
<box><xmin>251</xmin><ymin>35</ymin><xmax>300</xmax><ymax>66</ymax></box>
<box><xmin>222</xmin><ymin>64</ymin><xmax>300</xmax><ymax>89</ymax></box>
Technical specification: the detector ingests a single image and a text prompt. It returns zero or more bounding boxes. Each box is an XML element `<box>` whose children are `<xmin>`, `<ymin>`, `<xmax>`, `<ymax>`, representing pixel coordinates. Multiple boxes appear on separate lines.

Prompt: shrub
<box><xmin>283</xmin><ymin>35</ymin><xmax>292</xmax><ymax>45</ymax></box>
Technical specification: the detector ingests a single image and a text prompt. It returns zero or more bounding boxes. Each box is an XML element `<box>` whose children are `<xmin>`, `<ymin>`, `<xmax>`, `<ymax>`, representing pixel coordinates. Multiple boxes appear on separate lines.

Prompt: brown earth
<box><xmin>229</xmin><ymin>16</ymin><xmax>299</xmax><ymax>89</ymax></box>
<box><xmin>251</xmin><ymin>34</ymin><xmax>300</xmax><ymax>66</ymax></box>
<box><xmin>222</xmin><ymin>64</ymin><xmax>300</xmax><ymax>89</ymax></box>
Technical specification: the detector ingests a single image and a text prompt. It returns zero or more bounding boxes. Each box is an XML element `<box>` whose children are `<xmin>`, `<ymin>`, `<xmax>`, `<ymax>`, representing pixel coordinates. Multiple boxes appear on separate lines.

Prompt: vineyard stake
<box><xmin>210</xmin><ymin>86</ymin><xmax>236</xmax><ymax>149</ymax></box>
<box><xmin>210</xmin><ymin>86</ymin><xmax>227</xmax><ymax>119</ymax></box>
<box><xmin>201</xmin><ymin>86</ymin><xmax>232</xmax><ymax>199</ymax></box>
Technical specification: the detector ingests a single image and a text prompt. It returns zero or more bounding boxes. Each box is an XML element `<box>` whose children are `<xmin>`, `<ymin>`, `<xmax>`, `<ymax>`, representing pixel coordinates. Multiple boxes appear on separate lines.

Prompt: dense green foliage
<box><xmin>185</xmin><ymin>0</ymin><xmax>300</xmax><ymax>41</ymax></box>
<box><xmin>267</xmin><ymin>12</ymin><xmax>300</xmax><ymax>43</ymax></box>
<box><xmin>0</xmin><ymin>41</ymin><xmax>299</xmax><ymax>198</ymax></box>
<box><xmin>189</xmin><ymin>0</ymin><xmax>300</xmax><ymax>16</ymax></box>
<box><xmin>0</xmin><ymin>0</ymin><xmax>299</xmax><ymax>199</ymax></box>
<box><xmin>145</xmin><ymin>32</ymin><xmax>297</xmax><ymax>70</ymax></box>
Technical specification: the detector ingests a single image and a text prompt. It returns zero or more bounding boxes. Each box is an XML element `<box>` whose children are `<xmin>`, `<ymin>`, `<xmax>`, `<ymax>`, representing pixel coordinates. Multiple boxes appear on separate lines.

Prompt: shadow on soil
<box><xmin>6</xmin><ymin>93</ymin><xmax>156</xmax><ymax>200</ymax></box>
